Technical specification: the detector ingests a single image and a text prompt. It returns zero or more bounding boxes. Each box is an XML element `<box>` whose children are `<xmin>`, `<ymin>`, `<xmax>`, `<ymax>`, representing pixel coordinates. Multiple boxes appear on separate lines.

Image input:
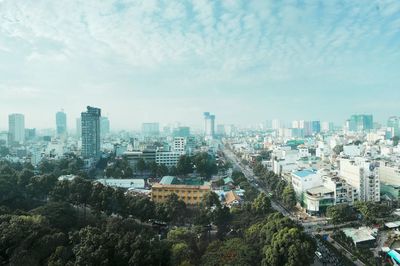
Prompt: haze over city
<box><xmin>1</xmin><ymin>0</ymin><xmax>400</xmax><ymax>130</ymax></box>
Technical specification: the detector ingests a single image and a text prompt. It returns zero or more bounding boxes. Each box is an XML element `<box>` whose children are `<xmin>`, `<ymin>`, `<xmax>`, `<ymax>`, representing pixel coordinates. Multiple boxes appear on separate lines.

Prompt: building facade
<box><xmin>339</xmin><ymin>158</ymin><xmax>380</xmax><ymax>202</ymax></box>
<box><xmin>56</xmin><ymin>110</ymin><xmax>67</xmax><ymax>136</ymax></box>
<box><xmin>8</xmin><ymin>113</ymin><xmax>25</xmax><ymax>144</ymax></box>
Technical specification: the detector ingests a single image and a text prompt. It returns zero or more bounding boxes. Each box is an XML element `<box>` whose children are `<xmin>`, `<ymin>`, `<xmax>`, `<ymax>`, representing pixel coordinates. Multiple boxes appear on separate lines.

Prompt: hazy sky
<box><xmin>0</xmin><ymin>0</ymin><xmax>399</xmax><ymax>130</ymax></box>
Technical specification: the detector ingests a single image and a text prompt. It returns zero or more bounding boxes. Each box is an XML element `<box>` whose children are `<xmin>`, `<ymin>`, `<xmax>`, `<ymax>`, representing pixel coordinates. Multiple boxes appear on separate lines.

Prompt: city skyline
<box><xmin>1</xmin><ymin>0</ymin><xmax>400</xmax><ymax>129</ymax></box>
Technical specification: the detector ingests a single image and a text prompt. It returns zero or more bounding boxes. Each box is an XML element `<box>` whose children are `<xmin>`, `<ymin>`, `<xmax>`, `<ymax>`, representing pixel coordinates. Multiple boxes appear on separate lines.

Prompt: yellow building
<box><xmin>151</xmin><ymin>176</ymin><xmax>211</xmax><ymax>205</ymax></box>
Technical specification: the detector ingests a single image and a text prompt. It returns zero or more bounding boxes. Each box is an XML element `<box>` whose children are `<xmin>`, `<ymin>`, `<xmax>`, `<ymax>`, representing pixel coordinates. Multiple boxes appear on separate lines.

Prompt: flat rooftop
<box><xmin>342</xmin><ymin>227</ymin><xmax>377</xmax><ymax>244</ymax></box>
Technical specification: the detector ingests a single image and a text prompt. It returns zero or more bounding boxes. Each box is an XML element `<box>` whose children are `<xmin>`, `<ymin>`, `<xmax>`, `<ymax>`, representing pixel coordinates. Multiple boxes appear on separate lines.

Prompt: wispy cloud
<box><xmin>0</xmin><ymin>0</ymin><xmax>399</xmax><ymax>128</ymax></box>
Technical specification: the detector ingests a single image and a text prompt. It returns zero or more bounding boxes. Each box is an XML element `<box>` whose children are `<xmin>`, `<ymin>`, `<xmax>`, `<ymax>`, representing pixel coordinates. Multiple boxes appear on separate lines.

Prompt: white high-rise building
<box><xmin>173</xmin><ymin>137</ymin><xmax>186</xmax><ymax>153</ymax></box>
<box><xmin>272</xmin><ymin>119</ymin><xmax>281</xmax><ymax>130</ymax></box>
<box><xmin>339</xmin><ymin>158</ymin><xmax>380</xmax><ymax>202</ymax></box>
<box><xmin>8</xmin><ymin>113</ymin><xmax>25</xmax><ymax>144</ymax></box>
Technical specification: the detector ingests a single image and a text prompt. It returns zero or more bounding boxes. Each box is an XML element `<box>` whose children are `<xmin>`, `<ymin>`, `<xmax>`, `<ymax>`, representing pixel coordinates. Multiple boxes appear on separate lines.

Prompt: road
<box><xmin>222</xmin><ymin>147</ymin><xmax>292</xmax><ymax>217</ymax></box>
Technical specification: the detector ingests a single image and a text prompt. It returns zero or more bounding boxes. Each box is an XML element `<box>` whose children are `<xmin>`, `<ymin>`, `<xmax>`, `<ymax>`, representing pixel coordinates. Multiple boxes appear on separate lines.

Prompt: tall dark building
<box><xmin>56</xmin><ymin>110</ymin><xmax>67</xmax><ymax>136</ymax></box>
<box><xmin>81</xmin><ymin>106</ymin><xmax>101</xmax><ymax>159</ymax></box>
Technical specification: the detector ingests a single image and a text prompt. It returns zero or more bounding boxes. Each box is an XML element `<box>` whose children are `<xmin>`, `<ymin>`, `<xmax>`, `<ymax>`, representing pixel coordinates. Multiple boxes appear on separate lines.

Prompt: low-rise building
<box><xmin>151</xmin><ymin>176</ymin><xmax>211</xmax><ymax>205</ymax></box>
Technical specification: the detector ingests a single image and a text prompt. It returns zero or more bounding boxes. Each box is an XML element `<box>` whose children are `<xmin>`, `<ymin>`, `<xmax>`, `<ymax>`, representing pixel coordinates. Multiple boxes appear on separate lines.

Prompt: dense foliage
<box><xmin>0</xmin><ymin>159</ymin><xmax>315</xmax><ymax>266</ymax></box>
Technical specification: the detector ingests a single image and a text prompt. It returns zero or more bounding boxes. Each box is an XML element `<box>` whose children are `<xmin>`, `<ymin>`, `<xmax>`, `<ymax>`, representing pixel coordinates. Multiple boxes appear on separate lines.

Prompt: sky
<box><xmin>0</xmin><ymin>0</ymin><xmax>400</xmax><ymax>130</ymax></box>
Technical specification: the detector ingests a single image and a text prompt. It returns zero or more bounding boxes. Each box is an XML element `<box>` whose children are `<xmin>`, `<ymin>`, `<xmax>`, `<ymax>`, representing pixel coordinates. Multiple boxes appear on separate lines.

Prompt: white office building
<box><xmin>339</xmin><ymin>158</ymin><xmax>380</xmax><ymax>202</ymax></box>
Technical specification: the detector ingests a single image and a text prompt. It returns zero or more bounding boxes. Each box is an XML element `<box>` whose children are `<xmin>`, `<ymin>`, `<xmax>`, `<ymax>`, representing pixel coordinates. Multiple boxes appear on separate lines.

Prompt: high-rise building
<box><xmin>339</xmin><ymin>158</ymin><xmax>380</xmax><ymax>202</ymax></box>
<box><xmin>142</xmin><ymin>123</ymin><xmax>160</xmax><ymax>136</ymax></box>
<box><xmin>56</xmin><ymin>110</ymin><xmax>67</xmax><ymax>136</ymax></box>
<box><xmin>81</xmin><ymin>106</ymin><xmax>101</xmax><ymax>159</ymax></box>
<box><xmin>272</xmin><ymin>119</ymin><xmax>281</xmax><ymax>130</ymax></box>
<box><xmin>311</xmin><ymin>121</ymin><xmax>321</xmax><ymax>134</ymax></box>
<box><xmin>100</xmin><ymin>117</ymin><xmax>110</xmax><ymax>137</ymax></box>
<box><xmin>204</xmin><ymin>112</ymin><xmax>215</xmax><ymax>138</ymax></box>
<box><xmin>348</xmin><ymin>114</ymin><xmax>373</xmax><ymax>132</ymax></box>
<box><xmin>303</xmin><ymin>121</ymin><xmax>313</xmax><ymax>136</ymax></box>
<box><xmin>8</xmin><ymin>113</ymin><xmax>25</xmax><ymax>144</ymax></box>
<box><xmin>387</xmin><ymin>116</ymin><xmax>400</xmax><ymax>138</ymax></box>
<box><xmin>321</xmin><ymin>121</ymin><xmax>334</xmax><ymax>132</ymax></box>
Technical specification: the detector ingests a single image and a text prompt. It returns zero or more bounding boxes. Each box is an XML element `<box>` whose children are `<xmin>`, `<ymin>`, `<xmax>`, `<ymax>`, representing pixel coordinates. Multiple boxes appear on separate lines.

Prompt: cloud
<box><xmin>0</xmin><ymin>0</ymin><xmax>399</xmax><ymax>128</ymax></box>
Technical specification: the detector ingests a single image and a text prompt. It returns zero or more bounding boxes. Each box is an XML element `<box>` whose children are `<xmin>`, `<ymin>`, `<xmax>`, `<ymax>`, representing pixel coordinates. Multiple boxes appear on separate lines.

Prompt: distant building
<box><xmin>25</xmin><ymin>128</ymin><xmax>36</xmax><ymax>141</ymax></box>
<box><xmin>321</xmin><ymin>121</ymin><xmax>335</xmax><ymax>132</ymax></box>
<box><xmin>81</xmin><ymin>106</ymin><xmax>101</xmax><ymax>159</ymax></box>
<box><xmin>96</xmin><ymin>179</ymin><xmax>145</xmax><ymax>189</ymax></box>
<box><xmin>204</xmin><ymin>112</ymin><xmax>215</xmax><ymax>139</ymax></box>
<box><xmin>100</xmin><ymin>117</ymin><xmax>110</xmax><ymax>137</ymax></box>
<box><xmin>272</xmin><ymin>119</ymin><xmax>281</xmax><ymax>130</ymax></box>
<box><xmin>216</xmin><ymin>124</ymin><xmax>226</xmax><ymax>136</ymax></box>
<box><xmin>56</xmin><ymin>110</ymin><xmax>67</xmax><ymax>136</ymax></box>
<box><xmin>347</xmin><ymin>114</ymin><xmax>373</xmax><ymax>132</ymax></box>
<box><xmin>311</xmin><ymin>121</ymin><xmax>321</xmax><ymax>134</ymax></box>
<box><xmin>8</xmin><ymin>113</ymin><xmax>25</xmax><ymax>144</ymax></box>
<box><xmin>142</xmin><ymin>123</ymin><xmax>160</xmax><ymax>136</ymax></box>
<box><xmin>387</xmin><ymin>116</ymin><xmax>400</xmax><ymax>138</ymax></box>
<box><xmin>156</xmin><ymin>150</ymin><xmax>182</xmax><ymax>167</ymax></box>
<box><xmin>76</xmin><ymin>118</ymin><xmax>81</xmax><ymax>137</ymax></box>
<box><xmin>173</xmin><ymin>126</ymin><xmax>190</xmax><ymax>137</ymax></box>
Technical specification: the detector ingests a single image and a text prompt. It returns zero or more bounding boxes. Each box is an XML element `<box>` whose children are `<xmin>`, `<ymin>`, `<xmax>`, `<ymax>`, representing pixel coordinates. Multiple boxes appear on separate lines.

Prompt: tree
<box><xmin>156</xmin><ymin>164</ymin><xmax>169</xmax><ymax>178</ymax></box>
<box><xmin>167</xmin><ymin>228</ymin><xmax>199</xmax><ymax>265</ymax></box>
<box><xmin>212</xmin><ymin>206</ymin><xmax>232</xmax><ymax>239</ymax></box>
<box><xmin>202</xmin><ymin>191</ymin><xmax>221</xmax><ymax>209</ymax></box>
<box><xmin>252</xmin><ymin>193</ymin><xmax>271</xmax><ymax>216</ymax></box>
<box><xmin>177</xmin><ymin>155</ymin><xmax>193</xmax><ymax>176</ymax></box>
<box><xmin>282</xmin><ymin>185</ymin><xmax>296</xmax><ymax>209</ymax></box>
<box><xmin>30</xmin><ymin>202</ymin><xmax>78</xmax><ymax>232</ymax></box>
<box><xmin>158</xmin><ymin>194</ymin><xmax>187</xmax><ymax>224</ymax></box>
<box><xmin>263</xmin><ymin>227</ymin><xmax>316</xmax><ymax>266</ymax></box>
<box><xmin>326</xmin><ymin>204</ymin><xmax>355</xmax><ymax>224</ymax></box>
<box><xmin>193</xmin><ymin>153</ymin><xmax>217</xmax><ymax>178</ymax></box>
<box><xmin>136</xmin><ymin>158</ymin><xmax>146</xmax><ymax>174</ymax></box>
<box><xmin>333</xmin><ymin>145</ymin><xmax>343</xmax><ymax>155</ymax></box>
<box><xmin>201</xmin><ymin>238</ymin><xmax>256</xmax><ymax>266</ymax></box>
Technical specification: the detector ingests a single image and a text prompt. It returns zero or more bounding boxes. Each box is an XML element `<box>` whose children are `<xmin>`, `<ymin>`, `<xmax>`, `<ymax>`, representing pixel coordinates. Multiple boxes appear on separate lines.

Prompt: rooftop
<box><xmin>293</xmin><ymin>169</ymin><xmax>317</xmax><ymax>178</ymax></box>
<box><xmin>160</xmin><ymin>176</ymin><xmax>179</xmax><ymax>185</ymax></box>
<box><xmin>342</xmin><ymin>227</ymin><xmax>377</xmax><ymax>244</ymax></box>
<box><xmin>306</xmin><ymin>186</ymin><xmax>334</xmax><ymax>196</ymax></box>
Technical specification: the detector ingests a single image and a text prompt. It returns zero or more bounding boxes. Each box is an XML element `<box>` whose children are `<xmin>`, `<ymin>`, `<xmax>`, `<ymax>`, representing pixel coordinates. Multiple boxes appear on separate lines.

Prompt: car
<box><xmin>315</xmin><ymin>251</ymin><xmax>323</xmax><ymax>259</ymax></box>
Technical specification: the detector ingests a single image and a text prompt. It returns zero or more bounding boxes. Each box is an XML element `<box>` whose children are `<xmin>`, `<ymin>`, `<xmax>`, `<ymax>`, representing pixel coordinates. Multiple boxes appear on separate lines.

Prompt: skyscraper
<box><xmin>204</xmin><ymin>112</ymin><xmax>215</xmax><ymax>138</ymax></box>
<box><xmin>56</xmin><ymin>110</ymin><xmax>67</xmax><ymax>136</ymax></box>
<box><xmin>311</xmin><ymin>121</ymin><xmax>321</xmax><ymax>134</ymax></box>
<box><xmin>348</xmin><ymin>114</ymin><xmax>373</xmax><ymax>132</ymax></box>
<box><xmin>100</xmin><ymin>117</ymin><xmax>110</xmax><ymax>137</ymax></box>
<box><xmin>81</xmin><ymin>106</ymin><xmax>101</xmax><ymax>159</ymax></box>
<box><xmin>8</xmin><ymin>113</ymin><xmax>25</xmax><ymax>144</ymax></box>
